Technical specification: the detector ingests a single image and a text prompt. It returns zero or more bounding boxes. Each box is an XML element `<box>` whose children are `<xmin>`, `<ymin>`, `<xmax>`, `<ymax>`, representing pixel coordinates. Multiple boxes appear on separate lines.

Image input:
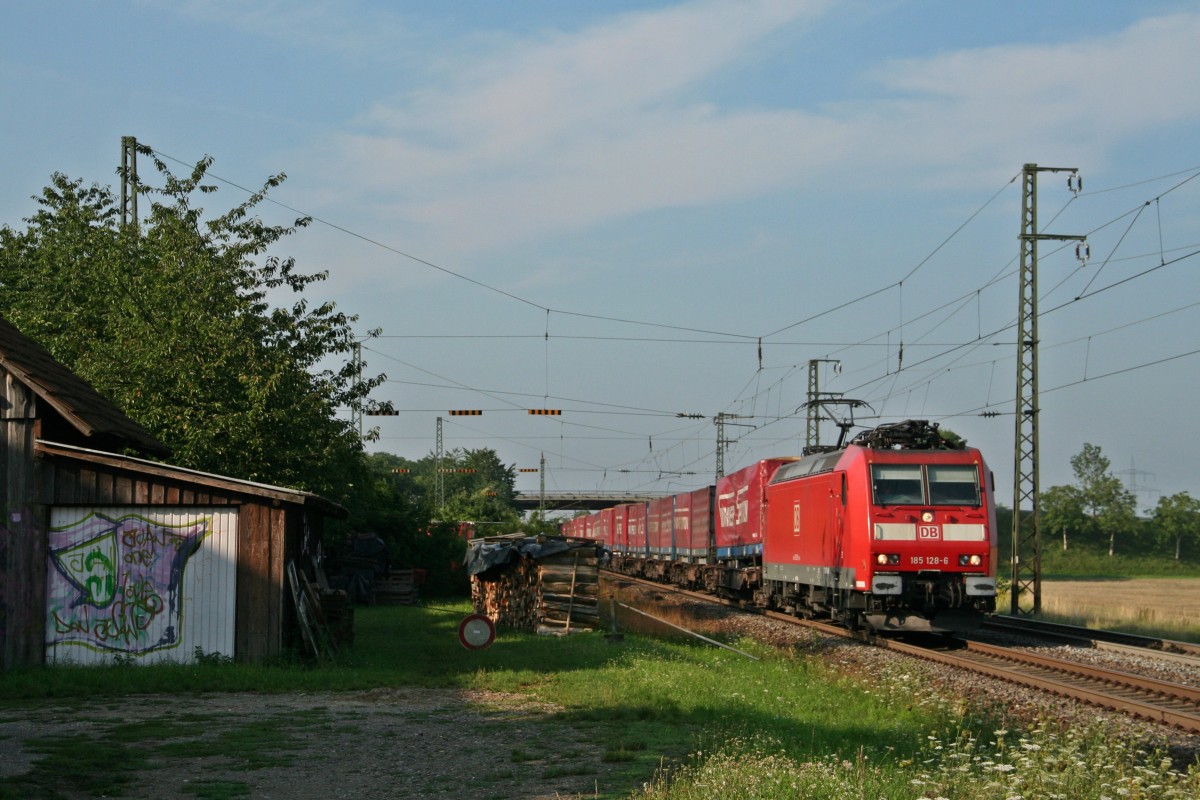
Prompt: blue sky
<box><xmin>4</xmin><ymin>0</ymin><xmax>1200</xmax><ymax>510</ymax></box>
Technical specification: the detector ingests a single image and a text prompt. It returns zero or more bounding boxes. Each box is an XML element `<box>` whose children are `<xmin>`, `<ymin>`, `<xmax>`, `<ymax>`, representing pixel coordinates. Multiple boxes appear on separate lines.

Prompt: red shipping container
<box><xmin>612</xmin><ymin>505</ymin><xmax>628</xmax><ymax>553</ymax></box>
<box><xmin>647</xmin><ymin>496</ymin><xmax>674</xmax><ymax>557</ymax></box>
<box><xmin>595</xmin><ymin>507</ymin><xmax>615</xmax><ymax>549</ymax></box>
<box><xmin>689</xmin><ymin>486</ymin><xmax>714</xmax><ymax>561</ymax></box>
<box><xmin>715</xmin><ymin>459</ymin><xmax>796</xmax><ymax>558</ymax></box>
<box><xmin>625</xmin><ymin>502</ymin><xmax>648</xmax><ymax>557</ymax></box>
<box><xmin>672</xmin><ymin>487</ymin><xmax>713</xmax><ymax>562</ymax></box>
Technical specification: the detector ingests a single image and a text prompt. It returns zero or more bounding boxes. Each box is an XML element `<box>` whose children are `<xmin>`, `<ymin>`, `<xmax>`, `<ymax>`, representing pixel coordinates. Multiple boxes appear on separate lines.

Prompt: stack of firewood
<box><xmin>469</xmin><ymin>538</ymin><xmax>600</xmax><ymax>635</ymax></box>
<box><xmin>471</xmin><ymin>554</ymin><xmax>542</xmax><ymax>630</ymax></box>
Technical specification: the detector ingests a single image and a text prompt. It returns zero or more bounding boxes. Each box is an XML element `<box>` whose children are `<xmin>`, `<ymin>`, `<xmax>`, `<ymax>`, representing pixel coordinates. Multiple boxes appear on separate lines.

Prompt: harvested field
<box><xmin>1040</xmin><ymin>577</ymin><xmax>1200</xmax><ymax>637</ymax></box>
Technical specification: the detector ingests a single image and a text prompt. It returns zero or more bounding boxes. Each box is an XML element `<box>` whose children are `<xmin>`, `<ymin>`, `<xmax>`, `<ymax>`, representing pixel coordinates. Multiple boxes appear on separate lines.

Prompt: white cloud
<box><xmin>299</xmin><ymin>4</ymin><xmax>1200</xmax><ymax>256</ymax></box>
<box><xmin>305</xmin><ymin>0</ymin><xmax>833</xmax><ymax>252</ymax></box>
<box><xmin>857</xmin><ymin>13</ymin><xmax>1200</xmax><ymax>183</ymax></box>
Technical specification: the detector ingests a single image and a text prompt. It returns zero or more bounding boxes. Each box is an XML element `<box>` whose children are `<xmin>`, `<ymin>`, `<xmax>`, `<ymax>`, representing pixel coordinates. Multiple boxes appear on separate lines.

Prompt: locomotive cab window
<box><xmin>871</xmin><ymin>465</ymin><xmax>924</xmax><ymax>505</ymax></box>
<box><xmin>928</xmin><ymin>465</ymin><xmax>981</xmax><ymax>506</ymax></box>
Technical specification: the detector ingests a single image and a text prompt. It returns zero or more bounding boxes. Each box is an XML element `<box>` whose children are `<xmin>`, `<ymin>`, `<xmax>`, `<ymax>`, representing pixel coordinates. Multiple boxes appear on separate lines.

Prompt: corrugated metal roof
<box><xmin>0</xmin><ymin>314</ymin><xmax>170</xmax><ymax>457</ymax></box>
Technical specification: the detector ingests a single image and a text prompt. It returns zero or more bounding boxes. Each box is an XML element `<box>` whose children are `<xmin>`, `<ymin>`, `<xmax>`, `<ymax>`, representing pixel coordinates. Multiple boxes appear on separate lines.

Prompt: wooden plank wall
<box><xmin>1</xmin><ymin>370</ymin><xmax>47</xmax><ymax>669</ymax></box>
<box><xmin>236</xmin><ymin>502</ymin><xmax>275</xmax><ymax>663</ymax></box>
<box><xmin>41</xmin><ymin>462</ymin><xmax>237</xmax><ymax>509</ymax></box>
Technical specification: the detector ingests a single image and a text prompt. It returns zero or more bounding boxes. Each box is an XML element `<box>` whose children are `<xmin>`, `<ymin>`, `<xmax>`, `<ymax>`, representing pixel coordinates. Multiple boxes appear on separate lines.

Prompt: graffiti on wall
<box><xmin>46</xmin><ymin>512</ymin><xmax>211</xmax><ymax>654</ymax></box>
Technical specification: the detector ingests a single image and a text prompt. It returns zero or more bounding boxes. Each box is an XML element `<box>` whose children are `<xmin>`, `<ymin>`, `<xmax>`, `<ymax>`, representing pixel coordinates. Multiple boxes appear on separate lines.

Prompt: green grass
<box><xmin>1039</xmin><ymin>548</ymin><xmax>1200</xmax><ymax>579</ymax></box>
<box><xmin>2</xmin><ymin>601</ymin><xmax>1198</xmax><ymax>799</ymax></box>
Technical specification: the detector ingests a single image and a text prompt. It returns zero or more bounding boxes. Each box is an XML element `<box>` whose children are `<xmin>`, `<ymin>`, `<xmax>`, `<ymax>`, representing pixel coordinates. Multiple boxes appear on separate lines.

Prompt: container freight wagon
<box><xmin>644</xmin><ymin>495</ymin><xmax>675</xmax><ymax>580</ymax></box>
<box><xmin>611</xmin><ymin>502</ymin><xmax>649</xmax><ymax>574</ymax></box>
<box><xmin>668</xmin><ymin>486</ymin><xmax>714</xmax><ymax>589</ymax></box>
<box><xmin>612</xmin><ymin>504</ymin><xmax>629</xmax><ymax>557</ymax></box>
<box><xmin>673</xmin><ymin>487</ymin><xmax>713</xmax><ymax>563</ymax></box>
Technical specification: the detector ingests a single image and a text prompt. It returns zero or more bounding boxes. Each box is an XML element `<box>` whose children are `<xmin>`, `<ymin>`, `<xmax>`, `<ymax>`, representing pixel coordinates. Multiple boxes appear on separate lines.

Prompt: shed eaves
<box><xmin>0</xmin><ymin>315</ymin><xmax>170</xmax><ymax>458</ymax></box>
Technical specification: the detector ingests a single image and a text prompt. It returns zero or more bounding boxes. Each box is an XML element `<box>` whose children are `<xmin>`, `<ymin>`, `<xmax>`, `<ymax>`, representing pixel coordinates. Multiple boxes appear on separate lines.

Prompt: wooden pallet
<box><xmin>375</xmin><ymin>568</ymin><xmax>420</xmax><ymax>605</ymax></box>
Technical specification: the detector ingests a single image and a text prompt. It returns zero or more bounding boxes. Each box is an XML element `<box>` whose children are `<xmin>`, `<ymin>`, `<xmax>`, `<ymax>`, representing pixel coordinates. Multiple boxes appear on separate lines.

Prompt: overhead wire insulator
<box><xmin>1075</xmin><ymin>241</ymin><xmax>1091</xmax><ymax>265</ymax></box>
<box><xmin>1067</xmin><ymin>171</ymin><xmax>1083</xmax><ymax>196</ymax></box>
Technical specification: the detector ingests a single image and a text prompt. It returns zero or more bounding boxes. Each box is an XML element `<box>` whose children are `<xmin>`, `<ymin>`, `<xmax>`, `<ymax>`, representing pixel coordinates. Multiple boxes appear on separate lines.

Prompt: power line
<box><xmin>145</xmin><ymin>145</ymin><xmax>1200</xmax><ymax>490</ymax></box>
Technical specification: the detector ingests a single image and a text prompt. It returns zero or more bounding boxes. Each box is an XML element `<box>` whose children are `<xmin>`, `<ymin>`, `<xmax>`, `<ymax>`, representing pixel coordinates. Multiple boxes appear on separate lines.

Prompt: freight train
<box><xmin>562</xmin><ymin>420</ymin><xmax>998</xmax><ymax>633</ymax></box>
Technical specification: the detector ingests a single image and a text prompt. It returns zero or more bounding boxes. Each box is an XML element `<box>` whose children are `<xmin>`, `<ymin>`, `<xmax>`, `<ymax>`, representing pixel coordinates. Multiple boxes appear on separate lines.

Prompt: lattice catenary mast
<box><xmin>1011</xmin><ymin>163</ymin><xmax>1086</xmax><ymax>615</ymax></box>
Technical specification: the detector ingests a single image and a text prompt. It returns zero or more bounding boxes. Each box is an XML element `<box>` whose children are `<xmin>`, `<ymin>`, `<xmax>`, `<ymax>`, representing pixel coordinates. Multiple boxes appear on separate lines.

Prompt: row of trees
<box><xmin>1042</xmin><ymin>443</ymin><xmax>1200</xmax><ymax>561</ymax></box>
<box><xmin>0</xmin><ymin>148</ymin><xmax>540</xmax><ymax>594</ymax></box>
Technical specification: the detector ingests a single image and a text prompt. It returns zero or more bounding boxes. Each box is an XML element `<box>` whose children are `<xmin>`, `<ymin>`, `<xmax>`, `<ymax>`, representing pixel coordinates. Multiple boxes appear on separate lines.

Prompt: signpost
<box><xmin>457</xmin><ymin>613</ymin><xmax>496</xmax><ymax>650</ymax></box>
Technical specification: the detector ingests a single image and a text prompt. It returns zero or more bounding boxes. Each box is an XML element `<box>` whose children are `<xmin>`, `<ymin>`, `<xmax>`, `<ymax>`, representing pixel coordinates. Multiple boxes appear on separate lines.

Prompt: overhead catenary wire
<box><xmin>143</xmin><ymin>145</ymin><xmax>1200</xmax><ymax>491</ymax></box>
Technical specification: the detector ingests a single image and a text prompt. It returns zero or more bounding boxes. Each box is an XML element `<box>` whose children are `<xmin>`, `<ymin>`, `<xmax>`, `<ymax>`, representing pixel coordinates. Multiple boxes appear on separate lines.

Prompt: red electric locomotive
<box><xmin>759</xmin><ymin>420</ymin><xmax>997</xmax><ymax>631</ymax></box>
<box><xmin>572</xmin><ymin>420</ymin><xmax>997</xmax><ymax>633</ymax></box>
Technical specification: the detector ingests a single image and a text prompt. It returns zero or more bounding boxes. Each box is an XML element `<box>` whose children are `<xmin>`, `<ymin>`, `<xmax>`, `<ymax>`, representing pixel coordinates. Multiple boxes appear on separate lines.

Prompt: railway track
<box><xmin>982</xmin><ymin>614</ymin><xmax>1200</xmax><ymax>666</ymax></box>
<box><xmin>888</xmin><ymin>637</ymin><xmax>1200</xmax><ymax>734</ymax></box>
<box><xmin>604</xmin><ymin>570</ymin><xmax>1200</xmax><ymax>735</ymax></box>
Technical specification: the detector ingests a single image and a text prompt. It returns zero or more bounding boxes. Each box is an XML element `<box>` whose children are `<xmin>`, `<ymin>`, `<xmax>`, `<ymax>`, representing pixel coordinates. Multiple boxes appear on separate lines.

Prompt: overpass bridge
<box><xmin>513</xmin><ymin>490</ymin><xmax>665</xmax><ymax>512</ymax></box>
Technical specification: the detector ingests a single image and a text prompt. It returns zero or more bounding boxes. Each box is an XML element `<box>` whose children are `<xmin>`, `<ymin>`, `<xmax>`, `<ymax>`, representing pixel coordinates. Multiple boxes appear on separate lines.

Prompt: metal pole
<box><xmin>120</xmin><ymin>136</ymin><xmax>138</xmax><ymax>230</ymax></box>
<box><xmin>715</xmin><ymin>414</ymin><xmax>727</xmax><ymax>481</ymax></box>
<box><xmin>351</xmin><ymin>342</ymin><xmax>363</xmax><ymax>439</ymax></box>
<box><xmin>1011</xmin><ymin>164</ymin><xmax>1085</xmax><ymax>615</ymax></box>
<box><xmin>436</xmin><ymin>416</ymin><xmax>444</xmax><ymax>512</ymax></box>
<box><xmin>805</xmin><ymin>359</ymin><xmax>840</xmax><ymax>450</ymax></box>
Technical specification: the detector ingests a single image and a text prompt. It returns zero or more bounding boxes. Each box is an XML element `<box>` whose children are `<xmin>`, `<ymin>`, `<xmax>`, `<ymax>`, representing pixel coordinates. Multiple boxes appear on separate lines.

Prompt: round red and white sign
<box><xmin>458</xmin><ymin>613</ymin><xmax>495</xmax><ymax>650</ymax></box>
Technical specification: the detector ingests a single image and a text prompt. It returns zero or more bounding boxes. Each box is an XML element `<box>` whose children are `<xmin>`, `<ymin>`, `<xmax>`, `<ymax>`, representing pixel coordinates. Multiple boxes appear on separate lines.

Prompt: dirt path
<box><xmin>0</xmin><ymin>688</ymin><xmax>629</xmax><ymax>799</ymax></box>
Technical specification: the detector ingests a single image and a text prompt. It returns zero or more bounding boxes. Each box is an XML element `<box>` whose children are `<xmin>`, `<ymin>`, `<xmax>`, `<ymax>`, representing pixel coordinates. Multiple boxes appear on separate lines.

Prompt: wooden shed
<box><xmin>1</xmin><ymin>316</ymin><xmax>345</xmax><ymax>668</ymax></box>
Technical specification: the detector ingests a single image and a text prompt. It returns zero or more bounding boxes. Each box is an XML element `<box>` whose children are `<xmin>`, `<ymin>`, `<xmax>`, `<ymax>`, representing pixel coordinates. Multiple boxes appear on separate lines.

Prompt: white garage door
<box><xmin>45</xmin><ymin>507</ymin><xmax>238</xmax><ymax>665</ymax></box>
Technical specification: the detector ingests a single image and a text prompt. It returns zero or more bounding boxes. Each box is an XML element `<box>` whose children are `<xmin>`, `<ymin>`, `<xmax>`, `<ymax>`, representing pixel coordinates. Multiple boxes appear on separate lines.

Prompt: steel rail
<box><xmin>888</xmin><ymin>638</ymin><xmax>1200</xmax><ymax>733</ymax></box>
<box><xmin>985</xmin><ymin>615</ymin><xmax>1200</xmax><ymax>660</ymax></box>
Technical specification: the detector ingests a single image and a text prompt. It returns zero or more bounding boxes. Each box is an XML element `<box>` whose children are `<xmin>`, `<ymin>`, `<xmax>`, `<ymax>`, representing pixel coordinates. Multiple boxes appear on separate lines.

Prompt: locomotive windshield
<box><xmin>928</xmin><ymin>465</ymin><xmax>980</xmax><ymax>505</ymax></box>
<box><xmin>871</xmin><ymin>464</ymin><xmax>981</xmax><ymax>506</ymax></box>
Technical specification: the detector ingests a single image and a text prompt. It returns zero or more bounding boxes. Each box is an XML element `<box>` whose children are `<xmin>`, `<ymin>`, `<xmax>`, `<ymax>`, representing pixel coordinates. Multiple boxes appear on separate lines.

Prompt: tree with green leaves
<box><xmin>1067</xmin><ymin>443</ymin><xmax>1138</xmax><ymax>556</ymax></box>
<box><xmin>416</xmin><ymin>447</ymin><xmax>520</xmax><ymax>526</ymax></box>
<box><xmin>336</xmin><ymin>449</ymin><xmax>524</xmax><ymax>595</ymax></box>
<box><xmin>1040</xmin><ymin>483</ymin><xmax>1088</xmax><ymax>552</ymax></box>
<box><xmin>0</xmin><ymin>149</ymin><xmax>383</xmax><ymax>499</ymax></box>
<box><xmin>1152</xmin><ymin>491</ymin><xmax>1200</xmax><ymax>561</ymax></box>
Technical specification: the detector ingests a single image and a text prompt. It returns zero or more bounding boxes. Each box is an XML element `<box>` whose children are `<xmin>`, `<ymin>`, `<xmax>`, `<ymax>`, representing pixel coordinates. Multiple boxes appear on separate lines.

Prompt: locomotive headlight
<box><xmin>921</xmin><ymin>511</ymin><xmax>934</xmax><ymax>523</ymax></box>
<box><xmin>876</xmin><ymin>553</ymin><xmax>900</xmax><ymax>565</ymax></box>
<box><xmin>958</xmin><ymin>554</ymin><xmax>983</xmax><ymax>567</ymax></box>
